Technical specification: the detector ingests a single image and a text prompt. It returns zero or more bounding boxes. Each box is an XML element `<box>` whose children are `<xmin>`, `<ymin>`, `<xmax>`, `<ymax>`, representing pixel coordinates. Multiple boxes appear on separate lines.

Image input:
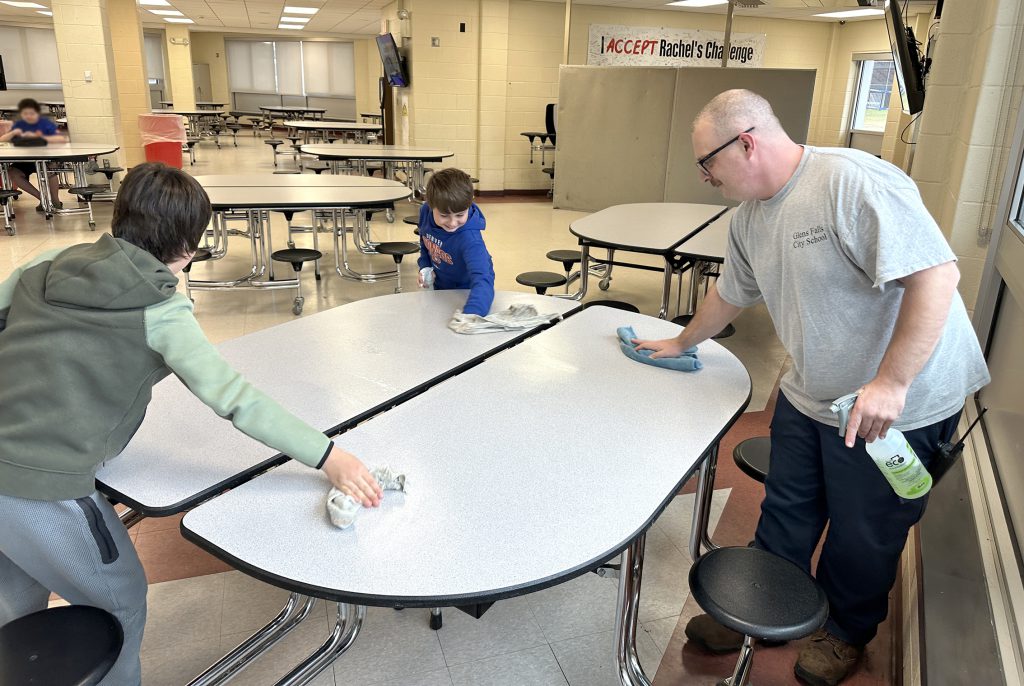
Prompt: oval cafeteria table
<box><xmin>95</xmin><ymin>290</ymin><xmax>579</xmax><ymax>520</ymax></box>
<box><xmin>0</xmin><ymin>142</ymin><xmax>120</xmax><ymax>216</ymax></box>
<box><xmin>183</xmin><ymin>174</ymin><xmax>411</xmax><ymax>294</ymax></box>
<box><xmin>154</xmin><ymin>109</ymin><xmax>226</xmax><ymax>139</ymax></box>
<box><xmin>283</xmin><ymin>119</ymin><xmax>382</xmax><ymax>144</ymax></box>
<box><xmin>669</xmin><ymin>207</ymin><xmax>735</xmax><ymax>326</ymax></box>
<box><xmin>566</xmin><ymin>203</ymin><xmax>729</xmax><ymax>318</ymax></box>
<box><xmin>181</xmin><ymin>305</ymin><xmax>751</xmax><ymax>686</ymax></box>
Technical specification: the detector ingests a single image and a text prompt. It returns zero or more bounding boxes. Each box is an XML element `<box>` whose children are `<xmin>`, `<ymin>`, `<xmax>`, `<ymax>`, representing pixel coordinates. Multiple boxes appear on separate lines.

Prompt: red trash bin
<box><xmin>138</xmin><ymin>114</ymin><xmax>186</xmax><ymax>168</ymax></box>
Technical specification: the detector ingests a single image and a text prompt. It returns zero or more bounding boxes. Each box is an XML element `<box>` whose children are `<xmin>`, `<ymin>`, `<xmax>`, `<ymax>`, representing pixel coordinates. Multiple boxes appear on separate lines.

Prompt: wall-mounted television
<box><xmin>884</xmin><ymin>0</ymin><xmax>926</xmax><ymax>115</ymax></box>
<box><xmin>376</xmin><ymin>32</ymin><xmax>409</xmax><ymax>88</ymax></box>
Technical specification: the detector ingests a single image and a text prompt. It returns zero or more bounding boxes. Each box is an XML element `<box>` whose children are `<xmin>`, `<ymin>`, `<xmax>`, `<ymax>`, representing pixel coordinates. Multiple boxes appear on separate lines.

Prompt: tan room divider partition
<box><xmin>554</xmin><ymin>66</ymin><xmax>816</xmax><ymax>212</ymax></box>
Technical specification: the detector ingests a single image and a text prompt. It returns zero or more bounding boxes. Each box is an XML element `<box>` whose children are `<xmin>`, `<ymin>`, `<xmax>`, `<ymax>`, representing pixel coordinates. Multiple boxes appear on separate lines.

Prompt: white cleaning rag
<box><xmin>448</xmin><ymin>303</ymin><xmax>556</xmax><ymax>335</ymax></box>
<box><xmin>326</xmin><ymin>466</ymin><xmax>408</xmax><ymax>529</ymax></box>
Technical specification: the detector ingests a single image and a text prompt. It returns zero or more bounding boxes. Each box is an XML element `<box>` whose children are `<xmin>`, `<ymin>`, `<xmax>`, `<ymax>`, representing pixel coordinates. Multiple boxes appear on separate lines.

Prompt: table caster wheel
<box><xmin>6</xmin><ymin>228</ymin><xmax>14</xmax><ymax>236</ymax></box>
<box><xmin>315</xmin><ymin>272</ymin><xmax>322</xmax><ymax>281</ymax></box>
<box><xmin>386</xmin><ymin>209</ymin><xmax>395</xmax><ymax>223</ymax></box>
<box><xmin>429</xmin><ymin>611</ymin><xmax>442</xmax><ymax>630</ymax></box>
<box><xmin>45</xmin><ymin>213</ymin><xmax>53</xmax><ymax>220</ymax></box>
<box><xmin>292</xmin><ymin>298</ymin><xmax>304</xmax><ymax>315</ymax></box>
<box><xmin>599</xmin><ymin>277</ymin><xmax>611</xmax><ymax>291</ymax></box>
<box><xmin>89</xmin><ymin>221</ymin><xmax>96</xmax><ymax>230</ymax></box>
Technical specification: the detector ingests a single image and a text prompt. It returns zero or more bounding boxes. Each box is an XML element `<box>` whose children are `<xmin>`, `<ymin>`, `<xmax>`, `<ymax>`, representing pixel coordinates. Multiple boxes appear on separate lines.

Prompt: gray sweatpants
<box><xmin>0</xmin><ymin>491</ymin><xmax>147</xmax><ymax>686</ymax></box>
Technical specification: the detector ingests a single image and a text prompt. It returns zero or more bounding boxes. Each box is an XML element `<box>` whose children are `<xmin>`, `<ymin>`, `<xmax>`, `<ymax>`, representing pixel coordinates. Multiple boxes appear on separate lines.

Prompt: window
<box><xmin>0</xmin><ymin>26</ymin><xmax>62</xmax><ymax>86</ymax></box>
<box><xmin>144</xmin><ymin>33</ymin><xmax>165</xmax><ymax>84</ymax></box>
<box><xmin>852</xmin><ymin>59</ymin><xmax>896</xmax><ymax>133</ymax></box>
<box><xmin>225</xmin><ymin>39</ymin><xmax>354</xmax><ymax>97</ymax></box>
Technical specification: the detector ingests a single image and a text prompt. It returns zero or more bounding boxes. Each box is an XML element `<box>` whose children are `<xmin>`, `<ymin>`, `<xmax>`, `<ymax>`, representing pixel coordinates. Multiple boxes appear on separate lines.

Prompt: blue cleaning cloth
<box><xmin>616</xmin><ymin>326</ymin><xmax>702</xmax><ymax>372</ymax></box>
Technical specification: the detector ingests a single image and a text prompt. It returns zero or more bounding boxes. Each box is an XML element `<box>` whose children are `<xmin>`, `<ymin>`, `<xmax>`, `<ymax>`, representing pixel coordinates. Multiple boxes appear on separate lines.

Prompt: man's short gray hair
<box><xmin>694</xmin><ymin>89</ymin><xmax>785</xmax><ymax>138</ymax></box>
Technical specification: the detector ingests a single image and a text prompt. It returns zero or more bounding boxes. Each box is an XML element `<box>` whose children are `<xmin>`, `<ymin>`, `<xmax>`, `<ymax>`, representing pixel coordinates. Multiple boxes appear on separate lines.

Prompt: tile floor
<box><xmin>6</xmin><ymin>134</ymin><xmax>891</xmax><ymax>685</ymax></box>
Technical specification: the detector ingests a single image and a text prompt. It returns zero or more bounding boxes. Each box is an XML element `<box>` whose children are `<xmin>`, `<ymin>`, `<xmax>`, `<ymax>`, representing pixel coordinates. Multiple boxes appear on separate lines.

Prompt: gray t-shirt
<box><xmin>717</xmin><ymin>146</ymin><xmax>989</xmax><ymax>430</ymax></box>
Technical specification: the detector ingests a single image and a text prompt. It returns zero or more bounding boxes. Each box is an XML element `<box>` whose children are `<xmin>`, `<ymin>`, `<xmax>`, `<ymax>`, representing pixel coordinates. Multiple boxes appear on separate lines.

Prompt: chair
<box><xmin>689</xmin><ymin>546</ymin><xmax>828</xmax><ymax>686</ymax></box>
<box><xmin>545</xmin><ymin>249</ymin><xmax>581</xmax><ymax>292</ymax></box>
<box><xmin>226</xmin><ymin>123</ymin><xmax>243</xmax><ymax>146</ymax></box>
<box><xmin>271</xmin><ymin>248</ymin><xmax>322</xmax><ymax>315</ymax></box>
<box><xmin>184</xmin><ymin>138</ymin><xmax>199</xmax><ymax>165</ymax></box>
<box><xmin>374</xmin><ymin>242</ymin><xmax>420</xmax><ymax>293</ymax></box>
<box><xmin>0</xmin><ymin>605</ymin><xmax>123</xmax><ymax>686</ymax></box>
<box><xmin>264</xmin><ymin>139</ymin><xmax>285</xmax><ymax>167</ymax></box>
<box><xmin>0</xmin><ymin>188</ymin><xmax>21</xmax><ymax>235</ymax></box>
<box><xmin>182</xmin><ymin>248</ymin><xmax>213</xmax><ymax>302</ymax></box>
<box><xmin>582</xmin><ymin>300</ymin><xmax>639</xmax><ymax>313</ymax></box>
<box><xmin>516</xmin><ymin>271</ymin><xmax>566</xmax><ymax>295</ymax></box>
<box><xmin>68</xmin><ymin>184</ymin><xmax>110</xmax><ymax>230</ymax></box>
<box><xmin>733</xmin><ymin>437</ymin><xmax>771</xmax><ymax>484</ymax></box>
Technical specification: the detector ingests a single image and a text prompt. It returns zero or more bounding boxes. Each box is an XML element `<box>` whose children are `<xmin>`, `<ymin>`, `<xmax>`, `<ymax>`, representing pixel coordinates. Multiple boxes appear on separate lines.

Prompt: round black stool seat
<box><xmin>733</xmin><ymin>436</ymin><xmax>771</xmax><ymax>483</ymax></box>
<box><xmin>0</xmin><ymin>605</ymin><xmax>123</xmax><ymax>686</ymax></box>
<box><xmin>69</xmin><ymin>184</ymin><xmax>110</xmax><ymax>199</ymax></box>
<box><xmin>182</xmin><ymin>249</ymin><xmax>212</xmax><ymax>274</ymax></box>
<box><xmin>0</xmin><ymin>189</ymin><xmax>21</xmax><ymax>201</ymax></box>
<box><xmin>264</xmin><ymin>139</ymin><xmax>283</xmax><ymax>147</ymax></box>
<box><xmin>402</xmin><ymin>215</ymin><xmax>419</xmax><ymax>225</ymax></box>
<box><xmin>689</xmin><ymin>546</ymin><xmax>828</xmax><ymax>642</ymax></box>
<box><xmin>271</xmin><ymin>248</ymin><xmax>322</xmax><ymax>271</ymax></box>
<box><xmin>583</xmin><ymin>300</ymin><xmax>639</xmax><ymax>313</ymax></box>
<box><xmin>516</xmin><ymin>271</ymin><xmax>566</xmax><ymax>289</ymax></box>
<box><xmin>97</xmin><ymin>167</ymin><xmax>123</xmax><ymax>181</ymax></box>
<box><xmin>375</xmin><ymin>242</ymin><xmax>419</xmax><ymax>263</ymax></box>
<box><xmin>546</xmin><ymin>249</ymin><xmax>582</xmax><ymax>271</ymax></box>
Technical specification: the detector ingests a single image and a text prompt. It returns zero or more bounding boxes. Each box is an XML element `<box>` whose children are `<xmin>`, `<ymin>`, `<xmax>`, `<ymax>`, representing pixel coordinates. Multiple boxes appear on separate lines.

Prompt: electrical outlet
<box><xmin>84</xmin><ymin>70</ymin><xmax>93</xmax><ymax>82</ymax></box>
<box><xmin>431</xmin><ymin>36</ymin><xmax>440</xmax><ymax>47</ymax></box>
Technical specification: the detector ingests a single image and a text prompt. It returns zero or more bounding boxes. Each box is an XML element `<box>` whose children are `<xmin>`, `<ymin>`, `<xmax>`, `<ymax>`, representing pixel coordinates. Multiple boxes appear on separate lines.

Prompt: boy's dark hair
<box><xmin>425</xmin><ymin>168</ymin><xmax>474</xmax><ymax>213</ymax></box>
<box><xmin>17</xmin><ymin>98</ymin><xmax>40</xmax><ymax>114</ymax></box>
<box><xmin>112</xmin><ymin>162</ymin><xmax>212</xmax><ymax>263</ymax></box>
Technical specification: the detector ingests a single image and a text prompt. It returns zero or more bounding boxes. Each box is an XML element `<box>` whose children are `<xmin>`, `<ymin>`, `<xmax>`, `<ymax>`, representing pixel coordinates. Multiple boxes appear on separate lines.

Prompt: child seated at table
<box><xmin>0</xmin><ymin>162</ymin><xmax>381</xmax><ymax>686</ymax></box>
<box><xmin>0</xmin><ymin>98</ymin><xmax>67</xmax><ymax>211</ymax></box>
<box><xmin>417</xmin><ymin>168</ymin><xmax>495</xmax><ymax>316</ymax></box>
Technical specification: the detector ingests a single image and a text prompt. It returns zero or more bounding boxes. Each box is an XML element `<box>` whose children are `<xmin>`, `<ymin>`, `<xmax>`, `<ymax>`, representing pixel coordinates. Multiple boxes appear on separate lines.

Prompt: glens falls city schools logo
<box><xmin>423</xmin><ymin>234</ymin><xmax>454</xmax><ymax>266</ymax></box>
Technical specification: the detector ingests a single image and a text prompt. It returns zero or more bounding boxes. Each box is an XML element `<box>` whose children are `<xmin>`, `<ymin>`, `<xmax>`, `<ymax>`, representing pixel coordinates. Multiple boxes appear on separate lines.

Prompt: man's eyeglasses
<box><xmin>696</xmin><ymin>126</ymin><xmax>755</xmax><ymax>176</ymax></box>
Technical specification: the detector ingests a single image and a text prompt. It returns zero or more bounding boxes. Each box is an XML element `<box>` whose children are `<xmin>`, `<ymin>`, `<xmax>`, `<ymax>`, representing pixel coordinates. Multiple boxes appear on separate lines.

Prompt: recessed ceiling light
<box><xmin>665</xmin><ymin>0</ymin><xmax>728</xmax><ymax>6</ymax></box>
<box><xmin>0</xmin><ymin>1</ymin><xmax>46</xmax><ymax>8</ymax></box>
<box><xmin>138</xmin><ymin>0</ymin><xmax>170</xmax><ymax>5</ymax></box>
<box><xmin>37</xmin><ymin>9</ymin><xmax>51</xmax><ymax>14</ymax></box>
<box><xmin>149</xmin><ymin>9</ymin><xmax>182</xmax><ymax>15</ymax></box>
<box><xmin>278</xmin><ymin>23</ymin><xmax>303</xmax><ymax>29</ymax></box>
<box><xmin>814</xmin><ymin>8</ymin><xmax>884</xmax><ymax>18</ymax></box>
<box><xmin>280</xmin><ymin>16</ymin><xmax>309</xmax><ymax>23</ymax></box>
<box><xmin>164</xmin><ymin>16</ymin><xmax>193</xmax><ymax>22</ymax></box>
<box><xmin>283</xmin><ymin>6</ymin><xmax>317</xmax><ymax>14</ymax></box>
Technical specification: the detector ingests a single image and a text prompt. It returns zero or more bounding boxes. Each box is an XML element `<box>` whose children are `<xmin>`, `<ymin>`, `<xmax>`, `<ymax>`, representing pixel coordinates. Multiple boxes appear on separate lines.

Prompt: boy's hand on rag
<box><xmin>631</xmin><ymin>337</ymin><xmax>689</xmax><ymax>360</ymax></box>
<box><xmin>322</xmin><ymin>447</ymin><xmax>383</xmax><ymax>508</ymax></box>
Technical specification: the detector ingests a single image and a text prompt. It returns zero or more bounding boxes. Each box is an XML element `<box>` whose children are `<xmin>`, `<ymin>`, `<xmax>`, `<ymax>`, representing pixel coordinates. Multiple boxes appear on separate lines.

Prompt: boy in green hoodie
<box><xmin>0</xmin><ymin>163</ymin><xmax>382</xmax><ymax>686</ymax></box>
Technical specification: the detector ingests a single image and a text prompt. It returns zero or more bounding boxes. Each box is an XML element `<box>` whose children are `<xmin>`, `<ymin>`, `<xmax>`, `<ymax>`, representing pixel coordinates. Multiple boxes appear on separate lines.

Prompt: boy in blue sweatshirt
<box><xmin>416</xmin><ymin>168</ymin><xmax>495</xmax><ymax>316</ymax></box>
<box><xmin>0</xmin><ymin>163</ymin><xmax>381</xmax><ymax>686</ymax></box>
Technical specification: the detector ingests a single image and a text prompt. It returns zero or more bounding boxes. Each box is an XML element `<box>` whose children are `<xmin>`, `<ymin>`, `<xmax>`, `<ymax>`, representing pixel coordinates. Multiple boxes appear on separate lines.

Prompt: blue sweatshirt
<box><xmin>417</xmin><ymin>203</ymin><xmax>495</xmax><ymax>316</ymax></box>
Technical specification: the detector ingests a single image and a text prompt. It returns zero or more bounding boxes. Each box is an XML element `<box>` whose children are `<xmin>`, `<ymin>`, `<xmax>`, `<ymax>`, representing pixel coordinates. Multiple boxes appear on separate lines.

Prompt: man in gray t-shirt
<box><xmin>635</xmin><ymin>90</ymin><xmax>989</xmax><ymax>686</ymax></box>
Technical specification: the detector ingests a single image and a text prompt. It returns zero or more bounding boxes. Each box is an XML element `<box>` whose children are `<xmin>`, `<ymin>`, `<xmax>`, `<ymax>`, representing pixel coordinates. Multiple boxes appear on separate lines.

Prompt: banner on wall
<box><xmin>587</xmin><ymin>24</ymin><xmax>766</xmax><ymax>68</ymax></box>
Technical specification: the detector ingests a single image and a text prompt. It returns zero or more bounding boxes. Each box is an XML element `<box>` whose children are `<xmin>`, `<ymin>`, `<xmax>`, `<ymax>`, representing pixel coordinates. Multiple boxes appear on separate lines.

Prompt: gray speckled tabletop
<box><xmin>192</xmin><ymin>174</ymin><xmax>405</xmax><ymax>189</ymax></box>
<box><xmin>0</xmin><ymin>143</ymin><xmax>119</xmax><ymax>161</ymax></box>
<box><xmin>201</xmin><ymin>184</ymin><xmax>411</xmax><ymax>209</ymax></box>
<box><xmin>284</xmin><ymin>120</ymin><xmax>382</xmax><ymax>132</ymax></box>
<box><xmin>672</xmin><ymin>208</ymin><xmax>736</xmax><ymax>263</ymax></box>
<box><xmin>300</xmin><ymin>144</ymin><xmax>454</xmax><ymax>161</ymax></box>
<box><xmin>96</xmin><ymin>291</ymin><xmax>579</xmax><ymax>515</ymax></box>
<box><xmin>569</xmin><ymin>203</ymin><xmax>727</xmax><ymax>253</ymax></box>
<box><xmin>181</xmin><ymin>306</ymin><xmax>751</xmax><ymax>605</ymax></box>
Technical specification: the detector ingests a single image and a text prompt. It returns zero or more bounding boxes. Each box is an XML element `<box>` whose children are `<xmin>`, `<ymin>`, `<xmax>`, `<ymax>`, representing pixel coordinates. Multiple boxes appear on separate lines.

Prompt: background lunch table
<box><xmin>180</xmin><ymin>305</ymin><xmax>750</xmax><ymax>686</ymax></box>
<box><xmin>283</xmin><ymin>120</ymin><xmax>382</xmax><ymax>144</ymax></box>
<box><xmin>0</xmin><ymin>142</ymin><xmax>119</xmax><ymax>216</ymax></box>
<box><xmin>301</xmin><ymin>144</ymin><xmax>455</xmax><ymax>202</ymax></box>
<box><xmin>96</xmin><ymin>290</ymin><xmax>580</xmax><ymax>521</ymax></box>
<box><xmin>565</xmin><ymin>203</ymin><xmax>729</xmax><ymax>318</ymax></box>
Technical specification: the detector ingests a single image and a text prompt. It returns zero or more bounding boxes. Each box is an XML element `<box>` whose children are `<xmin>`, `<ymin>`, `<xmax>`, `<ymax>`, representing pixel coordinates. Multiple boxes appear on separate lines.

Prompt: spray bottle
<box><xmin>830</xmin><ymin>393</ymin><xmax>932</xmax><ymax>500</ymax></box>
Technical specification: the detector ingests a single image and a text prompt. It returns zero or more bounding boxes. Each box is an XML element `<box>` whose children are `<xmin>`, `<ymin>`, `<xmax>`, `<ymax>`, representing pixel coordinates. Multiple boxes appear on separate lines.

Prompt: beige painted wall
<box><xmin>912</xmin><ymin>0</ymin><xmax>1024</xmax><ymax>310</ymax></box>
<box><xmin>107</xmin><ymin>0</ymin><xmax>149</xmax><ymax>167</ymax></box>
<box><xmin>164</xmin><ymin>25</ymin><xmax>195</xmax><ymax>111</ymax></box>
<box><xmin>190</xmin><ymin>32</ymin><xmax>230</xmax><ymax>105</ymax></box>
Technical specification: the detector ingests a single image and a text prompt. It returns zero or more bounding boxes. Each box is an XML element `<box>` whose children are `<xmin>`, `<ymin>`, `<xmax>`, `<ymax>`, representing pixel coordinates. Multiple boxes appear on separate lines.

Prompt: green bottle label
<box><xmin>875</xmin><ymin>439</ymin><xmax>931</xmax><ymax>499</ymax></box>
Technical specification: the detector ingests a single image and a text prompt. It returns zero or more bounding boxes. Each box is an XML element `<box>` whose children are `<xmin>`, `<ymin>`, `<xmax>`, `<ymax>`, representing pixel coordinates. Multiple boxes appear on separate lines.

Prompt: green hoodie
<box><xmin>0</xmin><ymin>234</ymin><xmax>331</xmax><ymax>501</ymax></box>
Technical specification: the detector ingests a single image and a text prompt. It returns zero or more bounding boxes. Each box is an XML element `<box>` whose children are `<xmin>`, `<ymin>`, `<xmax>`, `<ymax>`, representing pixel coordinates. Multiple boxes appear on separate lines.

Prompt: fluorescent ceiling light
<box><xmin>164</xmin><ymin>16</ymin><xmax>193</xmax><ymax>22</ymax></box>
<box><xmin>37</xmin><ymin>9</ymin><xmax>51</xmax><ymax>14</ymax></box>
<box><xmin>666</xmin><ymin>0</ymin><xmax>728</xmax><ymax>6</ymax></box>
<box><xmin>814</xmin><ymin>8</ymin><xmax>884</xmax><ymax>18</ymax></box>
<box><xmin>138</xmin><ymin>0</ymin><xmax>170</xmax><ymax>5</ymax></box>
<box><xmin>280</xmin><ymin>16</ymin><xmax>309</xmax><ymax>23</ymax></box>
<box><xmin>149</xmin><ymin>9</ymin><xmax>183</xmax><ymax>15</ymax></box>
<box><xmin>278</xmin><ymin>23</ymin><xmax>303</xmax><ymax>29</ymax></box>
<box><xmin>283</xmin><ymin>6</ymin><xmax>317</xmax><ymax>14</ymax></box>
<box><xmin>1</xmin><ymin>1</ymin><xmax>46</xmax><ymax>8</ymax></box>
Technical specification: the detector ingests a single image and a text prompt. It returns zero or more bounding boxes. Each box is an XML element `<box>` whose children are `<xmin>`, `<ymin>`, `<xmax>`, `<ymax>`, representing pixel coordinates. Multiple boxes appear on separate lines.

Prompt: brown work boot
<box><xmin>794</xmin><ymin>630</ymin><xmax>864</xmax><ymax>686</ymax></box>
<box><xmin>684</xmin><ymin>614</ymin><xmax>743</xmax><ymax>654</ymax></box>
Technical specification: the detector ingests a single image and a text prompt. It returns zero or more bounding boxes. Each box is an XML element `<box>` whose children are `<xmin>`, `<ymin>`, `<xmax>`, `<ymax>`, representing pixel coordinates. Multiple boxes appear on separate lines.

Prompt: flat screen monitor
<box><xmin>885</xmin><ymin>0</ymin><xmax>926</xmax><ymax>114</ymax></box>
<box><xmin>376</xmin><ymin>33</ymin><xmax>409</xmax><ymax>88</ymax></box>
